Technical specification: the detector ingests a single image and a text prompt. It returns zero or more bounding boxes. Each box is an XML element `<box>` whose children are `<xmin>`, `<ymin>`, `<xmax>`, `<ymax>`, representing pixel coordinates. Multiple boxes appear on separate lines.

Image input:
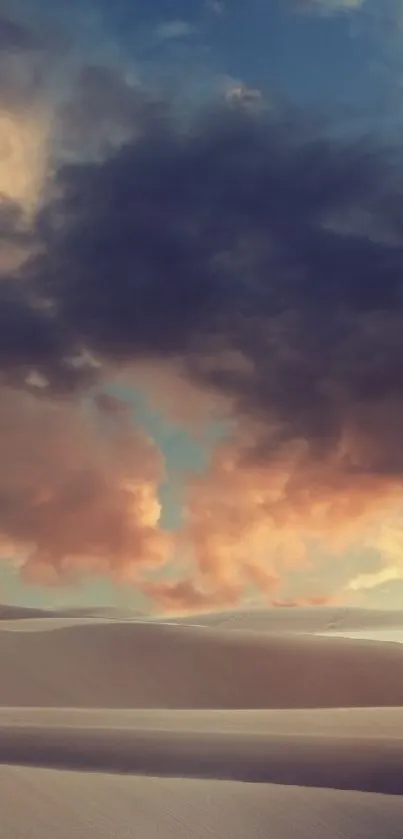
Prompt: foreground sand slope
<box><xmin>2</xmin><ymin>767</ymin><xmax>403</xmax><ymax>839</ymax></box>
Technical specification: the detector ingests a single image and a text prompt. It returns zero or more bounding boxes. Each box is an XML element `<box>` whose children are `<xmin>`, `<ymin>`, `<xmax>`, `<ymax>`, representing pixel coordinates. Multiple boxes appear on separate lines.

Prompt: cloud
<box><xmin>154</xmin><ymin>21</ymin><xmax>199</xmax><ymax>43</ymax></box>
<box><xmin>22</xmin><ymin>102</ymin><xmax>403</xmax><ymax>457</ymax></box>
<box><xmin>0</xmin><ymin>15</ymin><xmax>44</xmax><ymax>52</ymax></box>
<box><xmin>3</xmin><ymin>6</ymin><xmax>403</xmax><ymax>607</ymax></box>
<box><xmin>56</xmin><ymin>65</ymin><xmax>171</xmax><ymax>162</ymax></box>
<box><xmin>179</xmin><ymin>427</ymin><xmax>403</xmax><ymax>602</ymax></box>
<box><xmin>347</xmin><ymin>565</ymin><xmax>403</xmax><ymax>591</ymax></box>
<box><xmin>0</xmin><ymin>107</ymin><xmax>50</xmax><ymax>212</ymax></box>
<box><xmin>292</xmin><ymin>0</ymin><xmax>366</xmax><ymax>14</ymax></box>
<box><xmin>0</xmin><ymin>388</ymin><xmax>170</xmax><ymax>586</ymax></box>
<box><xmin>0</xmin><ymin>103</ymin><xmax>403</xmax><ymax>599</ymax></box>
<box><xmin>271</xmin><ymin>595</ymin><xmax>334</xmax><ymax>606</ymax></box>
<box><xmin>140</xmin><ymin>578</ymin><xmax>242</xmax><ymax>615</ymax></box>
<box><xmin>0</xmin><ymin>25</ymin><xmax>52</xmax><ymax>214</ymax></box>
<box><xmin>205</xmin><ymin>0</ymin><xmax>225</xmax><ymax>15</ymax></box>
<box><xmin>2</xmin><ymin>98</ymin><xmax>403</xmax><ymax>603</ymax></box>
<box><xmin>141</xmin><ymin>577</ymin><xmax>332</xmax><ymax>614</ymax></box>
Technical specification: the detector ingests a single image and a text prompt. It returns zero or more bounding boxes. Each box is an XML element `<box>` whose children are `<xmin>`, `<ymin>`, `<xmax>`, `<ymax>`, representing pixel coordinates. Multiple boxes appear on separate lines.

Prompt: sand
<box><xmin>1</xmin><ymin>605</ymin><xmax>403</xmax><ymax>836</ymax></box>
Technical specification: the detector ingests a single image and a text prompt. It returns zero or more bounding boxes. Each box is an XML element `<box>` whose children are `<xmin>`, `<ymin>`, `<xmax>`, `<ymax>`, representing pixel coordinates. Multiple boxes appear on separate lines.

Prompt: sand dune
<box><xmin>0</xmin><ymin>604</ymin><xmax>56</xmax><ymax>620</ymax></box>
<box><xmin>1</xmin><ymin>705</ymin><xmax>403</xmax><ymax>735</ymax></box>
<box><xmin>0</xmin><ymin>719</ymin><xmax>403</xmax><ymax>794</ymax></box>
<box><xmin>3</xmin><ymin>603</ymin><xmax>403</xmax><ymax>633</ymax></box>
<box><xmin>176</xmin><ymin>605</ymin><xmax>403</xmax><ymax>633</ymax></box>
<box><xmin>1</xmin><ymin>606</ymin><xmax>403</xmax><ymax>836</ymax></box>
<box><xmin>0</xmin><ymin>705</ymin><xmax>402</xmax><ymax>796</ymax></box>
<box><xmin>0</xmin><ymin>604</ymin><xmax>144</xmax><ymax>623</ymax></box>
<box><xmin>2</xmin><ymin>768</ymin><xmax>403</xmax><ymax>839</ymax></box>
<box><xmin>1</xmin><ymin>618</ymin><xmax>403</xmax><ymax>708</ymax></box>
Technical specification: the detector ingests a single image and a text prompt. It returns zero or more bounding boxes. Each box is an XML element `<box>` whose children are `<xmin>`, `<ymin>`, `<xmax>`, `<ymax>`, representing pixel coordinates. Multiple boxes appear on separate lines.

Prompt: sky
<box><xmin>2</xmin><ymin>0</ymin><xmax>403</xmax><ymax>612</ymax></box>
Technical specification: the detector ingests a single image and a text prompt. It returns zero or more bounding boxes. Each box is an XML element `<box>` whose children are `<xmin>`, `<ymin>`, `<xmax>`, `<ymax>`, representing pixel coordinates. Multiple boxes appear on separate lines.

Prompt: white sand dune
<box><xmin>0</xmin><ymin>604</ymin><xmax>56</xmax><ymax>620</ymax></box>
<box><xmin>1</xmin><ymin>704</ymin><xmax>403</xmax><ymax>734</ymax></box>
<box><xmin>3</xmin><ymin>603</ymin><xmax>403</xmax><ymax>632</ymax></box>
<box><xmin>0</xmin><ymin>716</ymin><xmax>403</xmax><ymax>794</ymax></box>
<box><xmin>1</xmin><ymin>619</ymin><xmax>403</xmax><ymax>708</ymax></box>
<box><xmin>176</xmin><ymin>605</ymin><xmax>403</xmax><ymax>633</ymax></box>
<box><xmin>1</xmin><ymin>606</ymin><xmax>403</xmax><ymax>836</ymax></box>
<box><xmin>2</xmin><ymin>768</ymin><xmax>403</xmax><ymax>839</ymax></box>
<box><xmin>0</xmin><ymin>604</ymin><xmax>144</xmax><ymax>624</ymax></box>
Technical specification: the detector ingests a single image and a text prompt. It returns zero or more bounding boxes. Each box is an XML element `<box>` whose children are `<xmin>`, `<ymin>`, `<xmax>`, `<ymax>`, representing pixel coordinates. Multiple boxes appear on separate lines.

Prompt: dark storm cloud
<box><xmin>0</xmin><ymin>279</ymin><xmax>54</xmax><ymax>367</ymax></box>
<box><xmin>0</xmin><ymin>197</ymin><xmax>92</xmax><ymax>393</ymax></box>
<box><xmin>15</xmin><ymin>100</ymin><xmax>403</xmax><ymax>474</ymax></box>
<box><xmin>0</xmin><ymin>273</ymin><xmax>91</xmax><ymax>393</ymax></box>
<box><xmin>57</xmin><ymin>65</ymin><xmax>171</xmax><ymax>159</ymax></box>
<box><xmin>0</xmin><ymin>201</ymin><xmax>28</xmax><ymax>246</ymax></box>
<box><xmin>0</xmin><ymin>16</ymin><xmax>41</xmax><ymax>51</ymax></box>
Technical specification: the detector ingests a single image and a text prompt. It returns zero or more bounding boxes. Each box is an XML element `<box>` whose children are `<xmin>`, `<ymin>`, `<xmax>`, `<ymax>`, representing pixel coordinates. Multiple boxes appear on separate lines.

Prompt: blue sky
<box><xmin>15</xmin><ymin>0</ymin><xmax>403</xmax><ymax>109</ymax></box>
<box><xmin>99</xmin><ymin>0</ymin><xmax>403</xmax><ymax>106</ymax></box>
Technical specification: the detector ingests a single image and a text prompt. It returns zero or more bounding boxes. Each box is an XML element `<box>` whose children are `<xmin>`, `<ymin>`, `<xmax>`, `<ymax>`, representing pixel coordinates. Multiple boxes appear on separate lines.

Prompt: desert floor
<box><xmin>1</xmin><ymin>604</ymin><xmax>403</xmax><ymax>838</ymax></box>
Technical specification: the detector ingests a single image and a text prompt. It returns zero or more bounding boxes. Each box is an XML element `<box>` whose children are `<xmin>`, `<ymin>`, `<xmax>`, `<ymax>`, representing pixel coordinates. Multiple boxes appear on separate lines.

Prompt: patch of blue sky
<box><xmin>90</xmin><ymin>382</ymin><xmax>226</xmax><ymax>530</ymax></box>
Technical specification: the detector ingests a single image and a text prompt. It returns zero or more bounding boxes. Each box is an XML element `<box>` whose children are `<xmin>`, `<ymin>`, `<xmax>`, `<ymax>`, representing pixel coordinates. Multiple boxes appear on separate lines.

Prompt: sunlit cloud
<box><xmin>0</xmin><ymin>108</ymin><xmax>50</xmax><ymax>210</ymax></box>
<box><xmin>347</xmin><ymin>565</ymin><xmax>403</xmax><ymax>591</ymax></box>
<box><xmin>0</xmin><ymin>389</ymin><xmax>171</xmax><ymax>587</ymax></box>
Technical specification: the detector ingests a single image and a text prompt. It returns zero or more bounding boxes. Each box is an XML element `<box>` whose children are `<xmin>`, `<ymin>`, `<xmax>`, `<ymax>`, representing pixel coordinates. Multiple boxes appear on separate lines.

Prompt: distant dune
<box><xmin>175</xmin><ymin>605</ymin><xmax>403</xmax><ymax>633</ymax></box>
<box><xmin>0</xmin><ymin>604</ymin><xmax>57</xmax><ymax>620</ymax></box>
<box><xmin>0</xmin><ymin>604</ymin><xmax>145</xmax><ymax>622</ymax></box>
<box><xmin>4</xmin><ymin>603</ymin><xmax>403</xmax><ymax>633</ymax></box>
<box><xmin>1</xmin><ymin>605</ymin><xmax>403</xmax><ymax>837</ymax></box>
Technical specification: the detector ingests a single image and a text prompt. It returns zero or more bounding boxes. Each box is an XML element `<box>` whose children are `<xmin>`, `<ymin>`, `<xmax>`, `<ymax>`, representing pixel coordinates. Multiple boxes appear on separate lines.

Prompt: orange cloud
<box><xmin>271</xmin><ymin>594</ymin><xmax>335</xmax><ymax>608</ymax></box>
<box><xmin>140</xmin><ymin>578</ymin><xmax>242</xmax><ymax>615</ymax></box>
<box><xmin>0</xmin><ymin>37</ymin><xmax>53</xmax><ymax>216</ymax></box>
<box><xmin>177</xmin><ymin>426</ymin><xmax>403</xmax><ymax>606</ymax></box>
<box><xmin>4</xmin><ymin>384</ymin><xmax>398</xmax><ymax>613</ymax></box>
<box><xmin>0</xmin><ymin>107</ymin><xmax>50</xmax><ymax>211</ymax></box>
<box><xmin>0</xmin><ymin>388</ymin><xmax>171</xmax><ymax>585</ymax></box>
